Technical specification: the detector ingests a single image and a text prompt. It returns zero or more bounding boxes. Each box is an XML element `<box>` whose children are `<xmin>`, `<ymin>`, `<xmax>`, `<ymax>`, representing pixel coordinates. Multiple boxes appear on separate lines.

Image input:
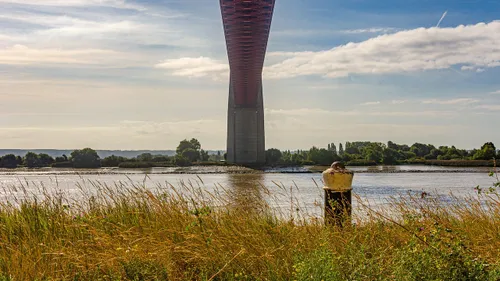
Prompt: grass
<box><xmin>0</xmin><ymin>176</ymin><xmax>498</xmax><ymax>280</ymax></box>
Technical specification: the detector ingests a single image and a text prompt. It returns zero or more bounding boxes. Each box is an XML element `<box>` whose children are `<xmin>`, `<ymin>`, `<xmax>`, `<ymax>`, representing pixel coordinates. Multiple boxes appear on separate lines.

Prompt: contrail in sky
<box><xmin>436</xmin><ymin>11</ymin><xmax>448</xmax><ymax>27</ymax></box>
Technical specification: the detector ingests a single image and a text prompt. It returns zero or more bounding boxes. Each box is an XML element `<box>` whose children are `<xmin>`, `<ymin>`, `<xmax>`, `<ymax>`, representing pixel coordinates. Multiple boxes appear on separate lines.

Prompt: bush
<box><xmin>51</xmin><ymin>161</ymin><xmax>73</xmax><ymax>168</ymax></box>
<box><xmin>174</xmin><ymin>156</ymin><xmax>191</xmax><ymax>167</ymax></box>
<box><xmin>393</xmin><ymin>235</ymin><xmax>491</xmax><ymax>280</ymax></box>
<box><xmin>425</xmin><ymin>160</ymin><xmax>494</xmax><ymax>167</ymax></box>
<box><xmin>118</xmin><ymin>162</ymin><xmax>153</xmax><ymax>169</ymax></box>
<box><xmin>193</xmin><ymin>161</ymin><xmax>226</xmax><ymax>166</ymax></box>
<box><xmin>346</xmin><ymin>160</ymin><xmax>378</xmax><ymax>166</ymax></box>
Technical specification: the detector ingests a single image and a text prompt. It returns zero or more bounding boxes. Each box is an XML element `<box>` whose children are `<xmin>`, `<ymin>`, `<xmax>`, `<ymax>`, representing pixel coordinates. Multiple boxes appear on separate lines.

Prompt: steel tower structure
<box><xmin>220</xmin><ymin>0</ymin><xmax>276</xmax><ymax>164</ymax></box>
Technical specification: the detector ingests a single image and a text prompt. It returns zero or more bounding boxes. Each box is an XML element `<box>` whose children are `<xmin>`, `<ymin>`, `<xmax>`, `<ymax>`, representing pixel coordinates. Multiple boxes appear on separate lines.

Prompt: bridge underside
<box><xmin>220</xmin><ymin>0</ymin><xmax>275</xmax><ymax>165</ymax></box>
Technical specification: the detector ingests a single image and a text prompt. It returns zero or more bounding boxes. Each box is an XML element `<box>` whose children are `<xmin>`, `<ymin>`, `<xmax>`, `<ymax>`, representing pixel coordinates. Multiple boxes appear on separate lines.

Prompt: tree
<box><xmin>176</xmin><ymin>139</ymin><xmax>201</xmax><ymax>155</ymax></box>
<box><xmin>410</xmin><ymin>143</ymin><xmax>435</xmax><ymax>158</ymax></box>
<box><xmin>1</xmin><ymin>154</ymin><xmax>17</xmax><ymax>168</ymax></box>
<box><xmin>24</xmin><ymin>152</ymin><xmax>40</xmax><ymax>168</ymax></box>
<box><xmin>200</xmin><ymin>150</ymin><xmax>210</xmax><ymax>162</ymax></box>
<box><xmin>331</xmin><ymin>143</ymin><xmax>338</xmax><ymax>155</ymax></box>
<box><xmin>424</xmin><ymin>149</ymin><xmax>442</xmax><ymax>160</ymax></box>
<box><xmin>308</xmin><ymin>147</ymin><xmax>334</xmax><ymax>166</ymax></box>
<box><xmin>55</xmin><ymin>156</ymin><xmax>67</xmax><ymax>163</ymax></box>
<box><xmin>38</xmin><ymin>153</ymin><xmax>54</xmax><ymax>167</ymax></box>
<box><xmin>339</xmin><ymin>143</ymin><xmax>344</xmax><ymax>156</ymax></box>
<box><xmin>70</xmin><ymin>148</ymin><xmax>101</xmax><ymax>168</ymax></box>
<box><xmin>174</xmin><ymin>155</ymin><xmax>191</xmax><ymax>167</ymax></box>
<box><xmin>16</xmin><ymin>156</ymin><xmax>23</xmax><ymax>166</ymax></box>
<box><xmin>137</xmin><ymin>153</ymin><xmax>153</xmax><ymax>162</ymax></box>
<box><xmin>182</xmin><ymin>148</ymin><xmax>200</xmax><ymax>163</ymax></box>
<box><xmin>382</xmin><ymin>148</ymin><xmax>399</xmax><ymax>164</ymax></box>
<box><xmin>176</xmin><ymin>138</ymin><xmax>201</xmax><ymax>163</ymax></box>
<box><xmin>152</xmin><ymin>155</ymin><xmax>170</xmax><ymax>163</ymax></box>
<box><xmin>473</xmin><ymin>142</ymin><xmax>497</xmax><ymax>160</ymax></box>
<box><xmin>101</xmin><ymin>155</ymin><xmax>127</xmax><ymax>167</ymax></box>
<box><xmin>266</xmin><ymin>148</ymin><xmax>282</xmax><ymax>165</ymax></box>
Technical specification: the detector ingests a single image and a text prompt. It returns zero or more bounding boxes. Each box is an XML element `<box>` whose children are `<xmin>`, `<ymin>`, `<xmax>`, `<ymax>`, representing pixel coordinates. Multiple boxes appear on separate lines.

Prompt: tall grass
<box><xmin>0</xmin><ymin>176</ymin><xmax>498</xmax><ymax>280</ymax></box>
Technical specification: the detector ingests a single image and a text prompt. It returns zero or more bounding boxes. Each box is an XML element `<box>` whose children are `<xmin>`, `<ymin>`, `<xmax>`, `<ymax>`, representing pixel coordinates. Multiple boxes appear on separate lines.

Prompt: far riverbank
<box><xmin>0</xmin><ymin>165</ymin><xmax>496</xmax><ymax>175</ymax></box>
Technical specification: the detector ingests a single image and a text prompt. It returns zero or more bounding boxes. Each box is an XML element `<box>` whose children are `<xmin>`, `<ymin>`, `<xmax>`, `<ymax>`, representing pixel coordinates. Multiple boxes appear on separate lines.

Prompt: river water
<box><xmin>0</xmin><ymin>165</ymin><xmax>497</xmax><ymax>218</ymax></box>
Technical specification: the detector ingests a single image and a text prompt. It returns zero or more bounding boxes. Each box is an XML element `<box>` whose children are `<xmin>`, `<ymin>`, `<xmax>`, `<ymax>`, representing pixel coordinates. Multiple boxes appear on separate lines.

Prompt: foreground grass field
<box><xmin>0</xmin><ymin>177</ymin><xmax>499</xmax><ymax>281</ymax></box>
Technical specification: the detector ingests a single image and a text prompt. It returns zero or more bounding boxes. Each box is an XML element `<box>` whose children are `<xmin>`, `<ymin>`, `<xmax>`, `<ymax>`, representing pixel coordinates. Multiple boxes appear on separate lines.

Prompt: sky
<box><xmin>1</xmin><ymin>0</ymin><xmax>500</xmax><ymax>150</ymax></box>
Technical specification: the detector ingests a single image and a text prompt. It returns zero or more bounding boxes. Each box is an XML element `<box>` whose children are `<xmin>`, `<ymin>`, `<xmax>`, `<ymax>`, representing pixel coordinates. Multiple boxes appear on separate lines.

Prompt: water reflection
<box><xmin>364</xmin><ymin>166</ymin><xmax>399</xmax><ymax>173</ymax></box>
<box><xmin>224</xmin><ymin>173</ymin><xmax>266</xmax><ymax>212</ymax></box>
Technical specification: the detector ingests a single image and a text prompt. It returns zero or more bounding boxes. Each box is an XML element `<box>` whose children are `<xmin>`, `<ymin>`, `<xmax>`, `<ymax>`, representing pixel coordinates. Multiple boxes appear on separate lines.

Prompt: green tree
<box><xmin>1</xmin><ymin>154</ymin><xmax>17</xmax><ymax>168</ymax></box>
<box><xmin>24</xmin><ymin>152</ymin><xmax>40</xmax><ymax>168</ymax></box>
<box><xmin>308</xmin><ymin>147</ymin><xmax>334</xmax><ymax>166</ymax></box>
<box><xmin>101</xmin><ymin>155</ymin><xmax>128</xmax><ymax>167</ymax></box>
<box><xmin>424</xmin><ymin>149</ymin><xmax>442</xmax><ymax>160</ymax></box>
<box><xmin>181</xmin><ymin>148</ymin><xmax>199</xmax><ymax>163</ymax></box>
<box><xmin>382</xmin><ymin>148</ymin><xmax>400</xmax><ymax>164</ymax></box>
<box><xmin>38</xmin><ymin>153</ymin><xmax>55</xmax><ymax>167</ymax></box>
<box><xmin>137</xmin><ymin>153</ymin><xmax>153</xmax><ymax>162</ymax></box>
<box><xmin>174</xmin><ymin>155</ymin><xmax>191</xmax><ymax>167</ymax></box>
<box><xmin>410</xmin><ymin>143</ymin><xmax>435</xmax><ymax>158</ymax></box>
<box><xmin>339</xmin><ymin>143</ymin><xmax>344</xmax><ymax>156</ymax></box>
<box><xmin>70</xmin><ymin>148</ymin><xmax>101</xmax><ymax>168</ymax></box>
<box><xmin>473</xmin><ymin>142</ymin><xmax>497</xmax><ymax>160</ymax></box>
<box><xmin>152</xmin><ymin>155</ymin><xmax>170</xmax><ymax>163</ymax></box>
<box><xmin>266</xmin><ymin>148</ymin><xmax>282</xmax><ymax>165</ymax></box>
<box><xmin>176</xmin><ymin>139</ymin><xmax>201</xmax><ymax>155</ymax></box>
<box><xmin>200</xmin><ymin>150</ymin><xmax>210</xmax><ymax>162</ymax></box>
<box><xmin>176</xmin><ymin>139</ymin><xmax>201</xmax><ymax>163</ymax></box>
<box><xmin>331</xmin><ymin>143</ymin><xmax>338</xmax><ymax>155</ymax></box>
<box><xmin>16</xmin><ymin>156</ymin><xmax>23</xmax><ymax>166</ymax></box>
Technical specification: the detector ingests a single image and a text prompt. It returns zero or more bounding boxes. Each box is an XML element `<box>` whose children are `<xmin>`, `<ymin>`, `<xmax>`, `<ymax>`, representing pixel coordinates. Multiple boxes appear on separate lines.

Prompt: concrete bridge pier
<box><xmin>226</xmin><ymin>82</ymin><xmax>265</xmax><ymax>165</ymax></box>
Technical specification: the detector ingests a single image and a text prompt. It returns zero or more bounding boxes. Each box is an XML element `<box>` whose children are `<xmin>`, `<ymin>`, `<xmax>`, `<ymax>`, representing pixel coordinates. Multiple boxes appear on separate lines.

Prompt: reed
<box><xmin>0</xmin><ymin>176</ymin><xmax>498</xmax><ymax>280</ymax></box>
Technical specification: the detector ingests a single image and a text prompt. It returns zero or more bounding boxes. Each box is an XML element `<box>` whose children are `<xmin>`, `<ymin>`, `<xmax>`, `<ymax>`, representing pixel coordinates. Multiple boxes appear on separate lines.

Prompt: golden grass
<box><xmin>0</xmin><ymin>178</ymin><xmax>498</xmax><ymax>280</ymax></box>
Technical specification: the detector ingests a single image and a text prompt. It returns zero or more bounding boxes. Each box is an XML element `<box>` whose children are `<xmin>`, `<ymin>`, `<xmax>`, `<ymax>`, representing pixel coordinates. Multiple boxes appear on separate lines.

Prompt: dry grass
<box><xmin>0</xmin><ymin>177</ymin><xmax>498</xmax><ymax>280</ymax></box>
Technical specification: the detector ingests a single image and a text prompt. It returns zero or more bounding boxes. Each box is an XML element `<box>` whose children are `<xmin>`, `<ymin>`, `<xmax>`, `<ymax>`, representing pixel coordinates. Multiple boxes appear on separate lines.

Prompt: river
<box><xmin>0</xmin><ymin>165</ymin><xmax>497</xmax><ymax>218</ymax></box>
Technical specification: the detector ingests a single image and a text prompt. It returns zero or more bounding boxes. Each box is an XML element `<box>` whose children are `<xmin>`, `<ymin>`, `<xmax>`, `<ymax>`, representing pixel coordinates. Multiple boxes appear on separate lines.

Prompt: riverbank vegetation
<box><xmin>0</xmin><ymin>140</ymin><xmax>498</xmax><ymax>169</ymax></box>
<box><xmin>266</xmin><ymin>141</ymin><xmax>499</xmax><ymax>166</ymax></box>
<box><xmin>0</xmin><ymin>175</ymin><xmax>498</xmax><ymax>280</ymax></box>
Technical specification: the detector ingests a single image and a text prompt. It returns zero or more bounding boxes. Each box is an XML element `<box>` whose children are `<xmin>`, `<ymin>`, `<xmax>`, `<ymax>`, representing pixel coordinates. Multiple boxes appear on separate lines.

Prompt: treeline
<box><xmin>1</xmin><ymin>140</ymin><xmax>498</xmax><ymax>169</ymax></box>
<box><xmin>0</xmin><ymin>139</ymin><xmax>223</xmax><ymax>169</ymax></box>
<box><xmin>265</xmin><ymin>141</ymin><xmax>499</xmax><ymax>166</ymax></box>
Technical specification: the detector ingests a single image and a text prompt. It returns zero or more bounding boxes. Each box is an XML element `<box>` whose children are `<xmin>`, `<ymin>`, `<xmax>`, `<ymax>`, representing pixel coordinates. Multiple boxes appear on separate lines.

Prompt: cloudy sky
<box><xmin>1</xmin><ymin>0</ymin><xmax>499</xmax><ymax>150</ymax></box>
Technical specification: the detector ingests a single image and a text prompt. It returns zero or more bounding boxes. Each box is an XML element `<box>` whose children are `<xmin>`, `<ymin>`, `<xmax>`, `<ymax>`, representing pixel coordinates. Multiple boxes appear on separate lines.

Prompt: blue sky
<box><xmin>0</xmin><ymin>0</ymin><xmax>499</xmax><ymax>150</ymax></box>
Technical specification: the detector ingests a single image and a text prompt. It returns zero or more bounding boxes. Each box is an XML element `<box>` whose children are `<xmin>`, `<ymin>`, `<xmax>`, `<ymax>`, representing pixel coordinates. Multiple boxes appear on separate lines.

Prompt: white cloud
<box><xmin>476</xmin><ymin>105</ymin><xmax>500</xmax><ymax>111</ymax></box>
<box><xmin>264</xmin><ymin>21</ymin><xmax>500</xmax><ymax>79</ymax></box>
<box><xmin>161</xmin><ymin>21</ymin><xmax>500</xmax><ymax>81</ymax></box>
<box><xmin>391</xmin><ymin>100</ymin><xmax>406</xmax><ymax>104</ymax></box>
<box><xmin>266</xmin><ymin>108</ymin><xmax>455</xmax><ymax>117</ymax></box>
<box><xmin>490</xmin><ymin>90</ymin><xmax>500</xmax><ymax>94</ymax></box>
<box><xmin>0</xmin><ymin>44</ymin><xmax>124</xmax><ymax>65</ymax></box>
<box><xmin>0</xmin><ymin>14</ymin><xmax>144</xmax><ymax>36</ymax></box>
<box><xmin>341</xmin><ymin>28</ymin><xmax>398</xmax><ymax>34</ymax></box>
<box><xmin>360</xmin><ymin>101</ymin><xmax>381</xmax><ymax>106</ymax></box>
<box><xmin>422</xmin><ymin>98</ymin><xmax>480</xmax><ymax>105</ymax></box>
<box><xmin>0</xmin><ymin>0</ymin><xmax>144</xmax><ymax>10</ymax></box>
<box><xmin>155</xmin><ymin>57</ymin><xmax>229</xmax><ymax>80</ymax></box>
<box><xmin>273</xmin><ymin>27</ymin><xmax>397</xmax><ymax>38</ymax></box>
<box><xmin>0</xmin><ymin>119</ymin><xmax>226</xmax><ymax>149</ymax></box>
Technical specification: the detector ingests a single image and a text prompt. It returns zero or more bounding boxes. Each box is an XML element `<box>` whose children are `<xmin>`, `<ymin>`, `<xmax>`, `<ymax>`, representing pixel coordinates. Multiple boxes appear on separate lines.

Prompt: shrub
<box><xmin>346</xmin><ymin>160</ymin><xmax>377</xmax><ymax>166</ymax></box>
<box><xmin>51</xmin><ymin>161</ymin><xmax>73</xmax><ymax>168</ymax></box>
<box><xmin>174</xmin><ymin>156</ymin><xmax>191</xmax><ymax>167</ymax></box>
<box><xmin>118</xmin><ymin>162</ymin><xmax>153</xmax><ymax>169</ymax></box>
